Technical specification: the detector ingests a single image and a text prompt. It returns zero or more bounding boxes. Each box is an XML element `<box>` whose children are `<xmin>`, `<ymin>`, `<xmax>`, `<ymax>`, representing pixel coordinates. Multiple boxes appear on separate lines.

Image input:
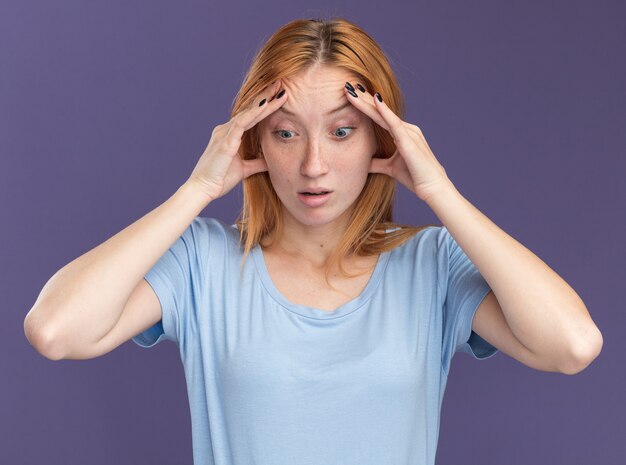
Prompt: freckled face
<box><xmin>257</xmin><ymin>65</ymin><xmax>378</xmax><ymax>228</ymax></box>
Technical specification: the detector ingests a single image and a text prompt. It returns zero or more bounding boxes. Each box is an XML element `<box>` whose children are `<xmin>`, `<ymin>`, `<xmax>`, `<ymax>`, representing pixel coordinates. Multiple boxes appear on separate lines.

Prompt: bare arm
<box><xmin>23</xmin><ymin>181</ymin><xmax>212</xmax><ymax>360</ymax></box>
<box><xmin>24</xmin><ymin>79</ymin><xmax>289</xmax><ymax>360</ymax></box>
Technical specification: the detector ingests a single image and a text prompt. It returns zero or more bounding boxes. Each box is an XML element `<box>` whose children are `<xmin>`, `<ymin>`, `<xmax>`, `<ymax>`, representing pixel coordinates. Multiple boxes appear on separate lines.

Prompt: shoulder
<box><xmin>182</xmin><ymin>216</ymin><xmax>241</xmax><ymax>256</ymax></box>
<box><xmin>403</xmin><ymin>224</ymin><xmax>456</xmax><ymax>254</ymax></box>
<box><xmin>381</xmin><ymin>225</ymin><xmax>443</xmax><ymax>270</ymax></box>
<box><xmin>388</xmin><ymin>225</ymin><xmax>443</xmax><ymax>254</ymax></box>
<box><xmin>187</xmin><ymin>216</ymin><xmax>238</xmax><ymax>238</ymax></box>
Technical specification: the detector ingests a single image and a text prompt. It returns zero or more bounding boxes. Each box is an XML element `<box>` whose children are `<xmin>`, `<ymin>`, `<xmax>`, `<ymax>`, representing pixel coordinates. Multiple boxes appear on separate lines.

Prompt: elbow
<box><xmin>559</xmin><ymin>326</ymin><xmax>604</xmax><ymax>375</ymax></box>
<box><xmin>24</xmin><ymin>313</ymin><xmax>66</xmax><ymax>361</ymax></box>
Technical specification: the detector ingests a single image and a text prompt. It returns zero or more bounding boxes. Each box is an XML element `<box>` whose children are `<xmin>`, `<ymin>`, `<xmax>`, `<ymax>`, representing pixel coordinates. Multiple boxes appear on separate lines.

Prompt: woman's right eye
<box><xmin>273</xmin><ymin>129</ymin><xmax>294</xmax><ymax>140</ymax></box>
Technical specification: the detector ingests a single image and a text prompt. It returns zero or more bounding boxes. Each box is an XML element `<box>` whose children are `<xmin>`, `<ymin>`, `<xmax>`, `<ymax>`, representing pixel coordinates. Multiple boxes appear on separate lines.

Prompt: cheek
<box><xmin>260</xmin><ymin>134</ymin><xmax>291</xmax><ymax>164</ymax></box>
<box><xmin>262</xmin><ymin>150</ymin><xmax>289</xmax><ymax>172</ymax></box>
<box><xmin>262</xmin><ymin>156</ymin><xmax>293</xmax><ymax>189</ymax></box>
<box><xmin>342</xmin><ymin>142</ymin><xmax>375</xmax><ymax>172</ymax></box>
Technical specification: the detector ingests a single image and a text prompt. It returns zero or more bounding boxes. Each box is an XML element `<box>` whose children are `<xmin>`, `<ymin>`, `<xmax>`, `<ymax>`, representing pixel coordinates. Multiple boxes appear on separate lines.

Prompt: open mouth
<box><xmin>297</xmin><ymin>191</ymin><xmax>333</xmax><ymax>207</ymax></box>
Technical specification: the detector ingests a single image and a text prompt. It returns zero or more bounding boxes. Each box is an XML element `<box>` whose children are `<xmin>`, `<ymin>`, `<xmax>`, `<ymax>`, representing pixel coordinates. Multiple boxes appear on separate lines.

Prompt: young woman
<box><xmin>24</xmin><ymin>17</ymin><xmax>602</xmax><ymax>465</ymax></box>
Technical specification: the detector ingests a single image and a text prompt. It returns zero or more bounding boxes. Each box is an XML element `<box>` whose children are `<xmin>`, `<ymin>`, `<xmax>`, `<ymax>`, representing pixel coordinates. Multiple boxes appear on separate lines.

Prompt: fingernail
<box><xmin>347</xmin><ymin>88</ymin><xmax>358</xmax><ymax>98</ymax></box>
<box><xmin>276</xmin><ymin>89</ymin><xmax>286</xmax><ymax>99</ymax></box>
<box><xmin>375</xmin><ymin>92</ymin><xmax>383</xmax><ymax>102</ymax></box>
<box><xmin>356</xmin><ymin>83</ymin><xmax>366</xmax><ymax>93</ymax></box>
<box><xmin>258</xmin><ymin>98</ymin><xmax>266</xmax><ymax>107</ymax></box>
<box><xmin>345</xmin><ymin>81</ymin><xmax>355</xmax><ymax>92</ymax></box>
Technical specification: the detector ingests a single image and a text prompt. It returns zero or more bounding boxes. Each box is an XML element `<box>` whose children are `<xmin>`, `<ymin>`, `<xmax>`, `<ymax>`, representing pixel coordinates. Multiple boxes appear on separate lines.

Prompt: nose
<box><xmin>300</xmin><ymin>139</ymin><xmax>329</xmax><ymax>178</ymax></box>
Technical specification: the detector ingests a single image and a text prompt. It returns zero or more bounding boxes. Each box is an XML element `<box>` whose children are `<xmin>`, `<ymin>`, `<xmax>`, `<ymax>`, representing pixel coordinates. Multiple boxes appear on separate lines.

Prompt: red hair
<box><xmin>232</xmin><ymin>17</ymin><xmax>434</xmax><ymax>287</ymax></box>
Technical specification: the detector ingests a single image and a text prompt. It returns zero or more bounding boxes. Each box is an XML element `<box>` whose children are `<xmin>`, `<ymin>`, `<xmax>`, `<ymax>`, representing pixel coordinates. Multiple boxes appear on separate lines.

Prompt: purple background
<box><xmin>2</xmin><ymin>1</ymin><xmax>624</xmax><ymax>464</ymax></box>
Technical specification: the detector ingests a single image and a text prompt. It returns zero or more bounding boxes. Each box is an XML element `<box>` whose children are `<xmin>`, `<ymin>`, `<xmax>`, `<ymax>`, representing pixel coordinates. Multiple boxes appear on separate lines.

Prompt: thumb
<box><xmin>368</xmin><ymin>156</ymin><xmax>389</xmax><ymax>176</ymax></box>
<box><xmin>243</xmin><ymin>157</ymin><xmax>269</xmax><ymax>178</ymax></box>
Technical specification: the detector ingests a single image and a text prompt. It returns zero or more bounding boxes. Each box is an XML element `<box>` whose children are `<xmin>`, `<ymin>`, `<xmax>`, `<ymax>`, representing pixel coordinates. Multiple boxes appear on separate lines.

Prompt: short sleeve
<box><xmin>437</xmin><ymin>226</ymin><xmax>498</xmax><ymax>374</ymax></box>
<box><xmin>131</xmin><ymin>216</ymin><xmax>205</xmax><ymax>349</ymax></box>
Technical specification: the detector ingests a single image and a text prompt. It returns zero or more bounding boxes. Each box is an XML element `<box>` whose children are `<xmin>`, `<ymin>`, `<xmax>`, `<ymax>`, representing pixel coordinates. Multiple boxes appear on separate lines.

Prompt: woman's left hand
<box><xmin>345</xmin><ymin>82</ymin><xmax>454</xmax><ymax>202</ymax></box>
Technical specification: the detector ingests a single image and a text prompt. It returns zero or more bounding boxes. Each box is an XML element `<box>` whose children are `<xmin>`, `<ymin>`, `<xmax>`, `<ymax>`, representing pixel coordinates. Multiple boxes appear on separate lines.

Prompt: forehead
<box><xmin>277</xmin><ymin>100</ymin><xmax>355</xmax><ymax>118</ymax></box>
<box><xmin>275</xmin><ymin>66</ymin><xmax>361</xmax><ymax>118</ymax></box>
<box><xmin>285</xmin><ymin>65</ymin><xmax>358</xmax><ymax>88</ymax></box>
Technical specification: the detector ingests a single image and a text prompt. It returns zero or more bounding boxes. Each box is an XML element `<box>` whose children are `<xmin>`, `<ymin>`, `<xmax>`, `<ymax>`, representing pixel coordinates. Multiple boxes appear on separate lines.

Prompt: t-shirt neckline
<box><xmin>252</xmin><ymin>244</ymin><xmax>391</xmax><ymax>320</ymax></box>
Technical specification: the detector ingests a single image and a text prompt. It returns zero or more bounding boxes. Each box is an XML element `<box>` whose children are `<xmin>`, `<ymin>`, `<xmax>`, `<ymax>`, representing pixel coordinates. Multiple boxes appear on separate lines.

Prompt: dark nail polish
<box><xmin>276</xmin><ymin>89</ymin><xmax>286</xmax><ymax>99</ymax></box>
<box><xmin>347</xmin><ymin>88</ymin><xmax>358</xmax><ymax>98</ymax></box>
<box><xmin>258</xmin><ymin>98</ymin><xmax>266</xmax><ymax>107</ymax></box>
<box><xmin>375</xmin><ymin>92</ymin><xmax>383</xmax><ymax>102</ymax></box>
<box><xmin>345</xmin><ymin>82</ymin><xmax>355</xmax><ymax>92</ymax></box>
<box><xmin>356</xmin><ymin>83</ymin><xmax>366</xmax><ymax>93</ymax></box>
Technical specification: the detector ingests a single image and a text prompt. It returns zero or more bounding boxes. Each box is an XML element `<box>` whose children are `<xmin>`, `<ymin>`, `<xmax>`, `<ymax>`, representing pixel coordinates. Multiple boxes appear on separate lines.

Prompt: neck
<box><xmin>262</xmin><ymin>207</ymin><xmax>352</xmax><ymax>268</ymax></box>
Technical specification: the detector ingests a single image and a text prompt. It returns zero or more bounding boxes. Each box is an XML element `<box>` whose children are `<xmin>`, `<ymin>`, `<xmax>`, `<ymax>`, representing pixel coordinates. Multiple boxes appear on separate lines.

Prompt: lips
<box><xmin>298</xmin><ymin>187</ymin><xmax>333</xmax><ymax>195</ymax></box>
<box><xmin>297</xmin><ymin>191</ymin><xmax>332</xmax><ymax>207</ymax></box>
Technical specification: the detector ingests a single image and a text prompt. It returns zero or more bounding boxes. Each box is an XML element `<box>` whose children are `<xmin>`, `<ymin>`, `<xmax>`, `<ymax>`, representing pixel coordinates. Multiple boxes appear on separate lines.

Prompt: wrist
<box><xmin>418</xmin><ymin>178</ymin><xmax>458</xmax><ymax>205</ymax></box>
<box><xmin>422</xmin><ymin>181</ymin><xmax>466</xmax><ymax>222</ymax></box>
<box><xmin>178</xmin><ymin>180</ymin><xmax>215</xmax><ymax>209</ymax></box>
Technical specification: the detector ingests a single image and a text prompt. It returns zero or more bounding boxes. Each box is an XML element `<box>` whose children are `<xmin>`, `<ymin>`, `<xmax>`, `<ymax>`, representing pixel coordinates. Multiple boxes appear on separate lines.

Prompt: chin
<box><xmin>292</xmin><ymin>210</ymin><xmax>335</xmax><ymax>226</ymax></box>
<box><xmin>289</xmin><ymin>204</ymin><xmax>351</xmax><ymax>228</ymax></box>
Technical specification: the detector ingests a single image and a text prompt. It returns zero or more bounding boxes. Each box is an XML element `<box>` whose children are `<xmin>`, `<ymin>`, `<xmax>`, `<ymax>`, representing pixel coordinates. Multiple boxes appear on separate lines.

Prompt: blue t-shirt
<box><xmin>132</xmin><ymin>216</ymin><xmax>498</xmax><ymax>465</ymax></box>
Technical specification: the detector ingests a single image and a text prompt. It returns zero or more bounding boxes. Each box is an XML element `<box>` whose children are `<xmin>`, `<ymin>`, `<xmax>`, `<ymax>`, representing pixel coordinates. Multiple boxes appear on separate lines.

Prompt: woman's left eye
<box><xmin>332</xmin><ymin>127</ymin><xmax>356</xmax><ymax>138</ymax></box>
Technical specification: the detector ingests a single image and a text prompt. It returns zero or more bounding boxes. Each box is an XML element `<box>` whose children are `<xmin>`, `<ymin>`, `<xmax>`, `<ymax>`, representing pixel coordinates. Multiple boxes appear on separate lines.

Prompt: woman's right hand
<box><xmin>185</xmin><ymin>79</ymin><xmax>288</xmax><ymax>201</ymax></box>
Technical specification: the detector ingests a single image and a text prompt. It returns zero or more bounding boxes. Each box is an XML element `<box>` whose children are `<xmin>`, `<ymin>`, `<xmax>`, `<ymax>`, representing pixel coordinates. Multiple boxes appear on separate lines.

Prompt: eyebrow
<box><xmin>276</xmin><ymin>101</ymin><xmax>354</xmax><ymax>117</ymax></box>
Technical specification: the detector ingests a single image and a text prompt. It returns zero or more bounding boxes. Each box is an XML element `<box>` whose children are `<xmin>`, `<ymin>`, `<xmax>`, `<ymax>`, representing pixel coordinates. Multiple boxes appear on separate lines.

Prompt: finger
<box><xmin>235</xmin><ymin>79</ymin><xmax>283</xmax><ymax>123</ymax></box>
<box><xmin>368</xmin><ymin>148</ymin><xmax>397</xmax><ymax>176</ymax></box>
<box><xmin>231</xmin><ymin>79</ymin><xmax>281</xmax><ymax>120</ymax></box>
<box><xmin>404</xmin><ymin>121</ymin><xmax>433</xmax><ymax>157</ymax></box>
<box><xmin>368</xmin><ymin>90</ymin><xmax>417</xmax><ymax>157</ymax></box>
<box><xmin>344</xmin><ymin>82</ymin><xmax>391</xmax><ymax>131</ymax></box>
<box><xmin>369</xmin><ymin>149</ymin><xmax>415</xmax><ymax>192</ymax></box>
<box><xmin>252</xmin><ymin>82</ymin><xmax>289</xmax><ymax>125</ymax></box>
<box><xmin>242</xmin><ymin>157</ymin><xmax>268</xmax><ymax>178</ymax></box>
<box><xmin>345</xmin><ymin>82</ymin><xmax>418</xmax><ymax>136</ymax></box>
<box><xmin>369</xmin><ymin>155</ymin><xmax>391</xmax><ymax>176</ymax></box>
<box><xmin>228</xmin><ymin>81</ymin><xmax>289</xmax><ymax>142</ymax></box>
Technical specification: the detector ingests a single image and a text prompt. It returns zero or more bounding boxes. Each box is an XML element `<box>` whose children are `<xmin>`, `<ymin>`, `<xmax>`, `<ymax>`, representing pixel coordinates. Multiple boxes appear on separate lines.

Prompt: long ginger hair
<box><xmin>232</xmin><ymin>17</ymin><xmax>434</xmax><ymax>287</ymax></box>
